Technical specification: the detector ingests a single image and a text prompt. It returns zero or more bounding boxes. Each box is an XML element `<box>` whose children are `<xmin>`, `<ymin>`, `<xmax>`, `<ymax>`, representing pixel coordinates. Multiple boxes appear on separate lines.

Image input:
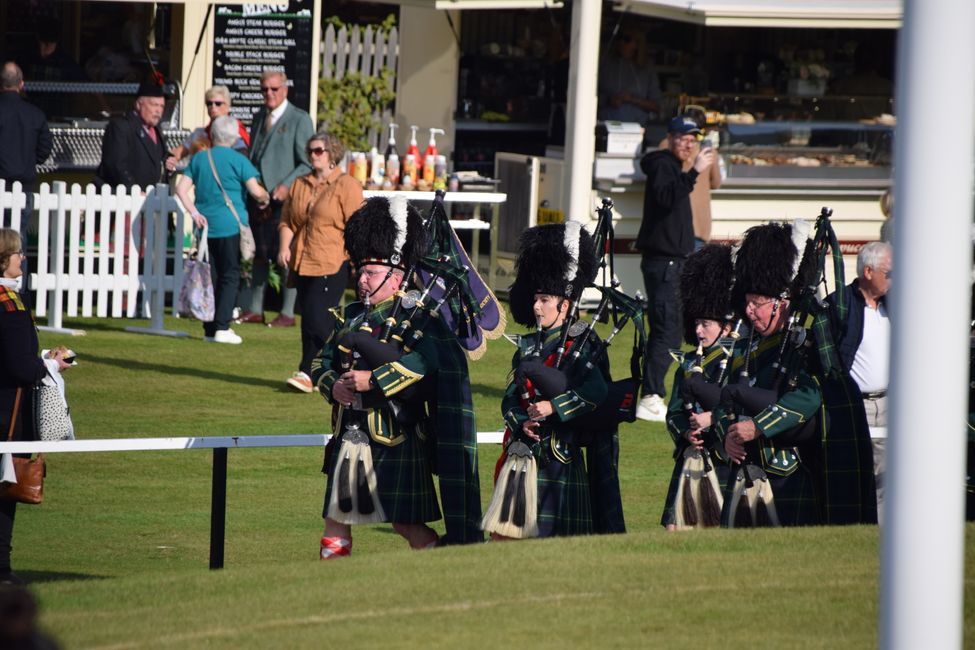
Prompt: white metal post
<box><xmin>881</xmin><ymin>0</ymin><xmax>975</xmax><ymax>648</ymax></box>
<box><xmin>562</xmin><ymin>0</ymin><xmax>601</xmax><ymax>223</ymax></box>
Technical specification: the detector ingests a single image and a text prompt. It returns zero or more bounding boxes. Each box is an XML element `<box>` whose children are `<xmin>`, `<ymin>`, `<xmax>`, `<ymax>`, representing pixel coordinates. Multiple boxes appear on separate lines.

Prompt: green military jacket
<box><xmin>501</xmin><ymin>325</ymin><xmax>608</xmax><ymax>463</ymax></box>
<box><xmin>712</xmin><ymin>330</ymin><xmax>822</xmax><ymax>476</ymax></box>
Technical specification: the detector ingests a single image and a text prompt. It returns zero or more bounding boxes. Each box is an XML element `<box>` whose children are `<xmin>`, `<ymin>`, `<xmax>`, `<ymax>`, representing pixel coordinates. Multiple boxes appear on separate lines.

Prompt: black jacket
<box><xmin>826</xmin><ymin>278</ymin><xmax>889</xmax><ymax>373</ymax></box>
<box><xmin>0</xmin><ymin>286</ymin><xmax>46</xmax><ymax>441</ymax></box>
<box><xmin>636</xmin><ymin>149</ymin><xmax>698</xmax><ymax>259</ymax></box>
<box><xmin>0</xmin><ymin>92</ymin><xmax>52</xmax><ymax>191</ymax></box>
<box><xmin>95</xmin><ymin>111</ymin><xmax>166</xmax><ymax>188</ymax></box>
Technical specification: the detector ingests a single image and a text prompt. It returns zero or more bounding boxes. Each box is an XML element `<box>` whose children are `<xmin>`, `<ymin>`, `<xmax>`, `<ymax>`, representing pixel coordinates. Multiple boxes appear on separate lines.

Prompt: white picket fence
<box><xmin>320</xmin><ymin>23</ymin><xmax>399</xmax><ymax>149</ymax></box>
<box><xmin>0</xmin><ymin>179</ymin><xmax>189</xmax><ymax>336</ymax></box>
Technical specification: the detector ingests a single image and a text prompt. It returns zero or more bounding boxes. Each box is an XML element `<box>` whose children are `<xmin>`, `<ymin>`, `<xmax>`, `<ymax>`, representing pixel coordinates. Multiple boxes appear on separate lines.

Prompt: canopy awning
<box><xmin>612</xmin><ymin>0</ymin><xmax>902</xmax><ymax>28</ymax></box>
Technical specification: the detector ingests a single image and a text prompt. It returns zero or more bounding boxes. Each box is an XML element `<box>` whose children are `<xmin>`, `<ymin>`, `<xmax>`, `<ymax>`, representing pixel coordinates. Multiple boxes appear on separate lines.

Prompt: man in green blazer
<box><xmin>240</xmin><ymin>70</ymin><xmax>314</xmax><ymax>327</ymax></box>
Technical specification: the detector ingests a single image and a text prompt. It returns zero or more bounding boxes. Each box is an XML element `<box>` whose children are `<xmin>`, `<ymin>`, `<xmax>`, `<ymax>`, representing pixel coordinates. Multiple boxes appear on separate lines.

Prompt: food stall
<box><xmin>479</xmin><ymin>0</ymin><xmax>902</xmax><ymax>292</ymax></box>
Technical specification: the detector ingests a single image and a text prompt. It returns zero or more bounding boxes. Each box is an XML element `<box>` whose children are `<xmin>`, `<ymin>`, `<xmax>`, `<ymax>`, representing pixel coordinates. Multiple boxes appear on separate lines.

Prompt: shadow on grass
<box><xmin>83</xmin><ymin>353</ymin><xmax>282</xmax><ymax>390</ymax></box>
<box><xmin>470</xmin><ymin>382</ymin><xmax>506</xmax><ymax>401</ymax></box>
<box><xmin>19</xmin><ymin>569</ymin><xmax>107</xmax><ymax>584</ymax></box>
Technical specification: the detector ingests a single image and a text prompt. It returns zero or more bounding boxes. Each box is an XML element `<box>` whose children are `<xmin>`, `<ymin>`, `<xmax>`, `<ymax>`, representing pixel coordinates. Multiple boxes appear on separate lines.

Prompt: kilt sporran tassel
<box><xmin>481</xmin><ymin>440</ymin><xmax>539</xmax><ymax>538</ymax></box>
<box><xmin>326</xmin><ymin>424</ymin><xmax>387</xmax><ymax>524</ymax></box>
<box><xmin>673</xmin><ymin>448</ymin><xmax>723</xmax><ymax>529</ymax></box>
<box><xmin>727</xmin><ymin>465</ymin><xmax>780</xmax><ymax>528</ymax></box>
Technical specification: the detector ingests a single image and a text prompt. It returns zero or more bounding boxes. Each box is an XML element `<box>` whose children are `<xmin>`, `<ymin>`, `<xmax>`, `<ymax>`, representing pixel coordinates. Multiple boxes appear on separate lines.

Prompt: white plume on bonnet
<box><xmin>563</xmin><ymin>220</ymin><xmax>581</xmax><ymax>282</ymax></box>
<box><xmin>389</xmin><ymin>194</ymin><xmax>408</xmax><ymax>257</ymax></box>
<box><xmin>789</xmin><ymin>218</ymin><xmax>812</xmax><ymax>281</ymax></box>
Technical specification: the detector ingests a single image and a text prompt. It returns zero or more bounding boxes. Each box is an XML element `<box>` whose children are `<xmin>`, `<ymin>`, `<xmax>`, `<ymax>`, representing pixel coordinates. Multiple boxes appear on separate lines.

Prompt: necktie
<box><xmin>264</xmin><ymin>112</ymin><xmax>274</xmax><ymax>134</ymax></box>
<box><xmin>146</xmin><ymin>126</ymin><xmax>158</xmax><ymax>144</ymax></box>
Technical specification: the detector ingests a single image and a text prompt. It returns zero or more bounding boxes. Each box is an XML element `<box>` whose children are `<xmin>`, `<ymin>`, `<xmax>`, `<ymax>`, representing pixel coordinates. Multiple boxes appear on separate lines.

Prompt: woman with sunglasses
<box><xmin>165</xmin><ymin>85</ymin><xmax>251</xmax><ymax>172</ymax></box>
<box><xmin>0</xmin><ymin>228</ymin><xmax>71</xmax><ymax>584</ymax></box>
<box><xmin>278</xmin><ymin>133</ymin><xmax>363</xmax><ymax>393</ymax></box>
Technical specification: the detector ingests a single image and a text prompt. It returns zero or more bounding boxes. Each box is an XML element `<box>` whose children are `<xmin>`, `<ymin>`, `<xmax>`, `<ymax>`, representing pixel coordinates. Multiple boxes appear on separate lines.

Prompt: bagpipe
<box><xmin>670</xmin><ymin>322</ymin><xmax>741</xmax><ymax>529</ymax></box>
<box><xmin>515</xmin><ymin>199</ymin><xmax>648</xmax><ymax>437</ymax></box>
<box><xmin>482</xmin><ymin>199</ymin><xmax>646</xmax><ymax>539</ymax></box>
<box><xmin>327</xmin><ymin>190</ymin><xmax>505</xmax><ymax>526</ymax></box>
<box><xmin>720</xmin><ymin>208</ymin><xmax>840</xmax><ymax>527</ymax></box>
<box><xmin>338</xmin><ymin>190</ymin><xmax>505</xmax><ymax>412</ymax></box>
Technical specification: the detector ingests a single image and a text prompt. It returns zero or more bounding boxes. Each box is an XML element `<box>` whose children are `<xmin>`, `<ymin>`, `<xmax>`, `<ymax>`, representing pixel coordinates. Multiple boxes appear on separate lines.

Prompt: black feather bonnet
<box><xmin>731</xmin><ymin>220</ymin><xmax>817</xmax><ymax>318</ymax></box>
<box><xmin>679</xmin><ymin>244</ymin><xmax>734</xmax><ymax>345</ymax></box>
<box><xmin>344</xmin><ymin>195</ymin><xmax>427</xmax><ymax>270</ymax></box>
<box><xmin>508</xmin><ymin>222</ymin><xmax>598</xmax><ymax>327</ymax></box>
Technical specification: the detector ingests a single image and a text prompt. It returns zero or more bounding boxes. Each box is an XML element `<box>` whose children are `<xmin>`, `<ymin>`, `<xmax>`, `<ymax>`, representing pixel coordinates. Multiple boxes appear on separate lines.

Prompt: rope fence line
<box><xmin>0</xmin><ymin>431</ymin><xmax>504</xmax><ymax>569</ymax></box>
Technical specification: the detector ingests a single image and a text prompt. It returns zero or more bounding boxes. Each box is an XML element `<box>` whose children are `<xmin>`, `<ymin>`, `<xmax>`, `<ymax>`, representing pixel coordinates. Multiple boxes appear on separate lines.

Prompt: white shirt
<box><xmin>850</xmin><ymin>301</ymin><xmax>890</xmax><ymax>394</ymax></box>
<box><xmin>267</xmin><ymin>99</ymin><xmax>289</xmax><ymax>129</ymax></box>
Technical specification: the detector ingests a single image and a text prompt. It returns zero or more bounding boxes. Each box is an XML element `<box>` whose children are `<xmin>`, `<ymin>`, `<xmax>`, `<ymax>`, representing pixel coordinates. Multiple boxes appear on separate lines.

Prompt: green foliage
<box><xmin>324</xmin><ymin>13</ymin><xmax>396</xmax><ymax>33</ymax></box>
<box><xmin>317</xmin><ymin>69</ymin><xmax>396</xmax><ymax>152</ymax></box>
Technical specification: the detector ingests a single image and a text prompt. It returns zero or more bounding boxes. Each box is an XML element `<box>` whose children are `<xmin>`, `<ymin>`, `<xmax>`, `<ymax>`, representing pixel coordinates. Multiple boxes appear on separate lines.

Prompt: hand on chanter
<box><xmin>688</xmin><ymin>411</ymin><xmax>712</xmax><ymax>432</ymax></box>
<box><xmin>521</xmin><ymin>419</ymin><xmax>541</xmax><ymax>442</ymax></box>
<box><xmin>684</xmin><ymin>428</ymin><xmax>704</xmax><ymax>449</ymax></box>
<box><xmin>724</xmin><ymin>432</ymin><xmax>747</xmax><ymax>463</ymax></box>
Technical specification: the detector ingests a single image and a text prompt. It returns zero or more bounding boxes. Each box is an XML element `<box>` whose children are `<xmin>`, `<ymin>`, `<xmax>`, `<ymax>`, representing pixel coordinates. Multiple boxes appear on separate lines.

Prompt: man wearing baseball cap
<box><xmin>635</xmin><ymin>115</ymin><xmax>716</xmax><ymax>422</ymax></box>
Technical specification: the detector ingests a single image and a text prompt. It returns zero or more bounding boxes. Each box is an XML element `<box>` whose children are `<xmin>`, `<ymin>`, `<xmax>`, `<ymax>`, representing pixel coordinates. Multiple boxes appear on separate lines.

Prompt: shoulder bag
<box><xmin>206</xmin><ymin>149</ymin><xmax>256</xmax><ymax>262</ymax></box>
<box><xmin>176</xmin><ymin>227</ymin><xmax>216</xmax><ymax>322</ymax></box>
<box><xmin>0</xmin><ymin>388</ymin><xmax>45</xmax><ymax>505</ymax></box>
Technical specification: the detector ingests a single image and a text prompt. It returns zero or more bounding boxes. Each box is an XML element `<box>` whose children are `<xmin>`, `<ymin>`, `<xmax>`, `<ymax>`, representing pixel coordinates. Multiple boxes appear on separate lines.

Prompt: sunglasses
<box><xmin>205</xmin><ymin>100</ymin><xmax>225</xmax><ymax>107</ymax></box>
<box><xmin>260</xmin><ymin>86</ymin><xmax>282</xmax><ymax>93</ymax></box>
<box><xmin>307</xmin><ymin>146</ymin><xmax>328</xmax><ymax>156</ymax></box>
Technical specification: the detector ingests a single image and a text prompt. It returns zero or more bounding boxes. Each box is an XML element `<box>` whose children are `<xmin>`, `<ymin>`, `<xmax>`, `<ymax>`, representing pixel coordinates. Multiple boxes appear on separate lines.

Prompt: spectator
<box><xmin>827</xmin><ymin>241</ymin><xmax>892</xmax><ymax>523</ymax></box>
<box><xmin>278</xmin><ymin>133</ymin><xmax>362</xmax><ymax>393</ymax></box>
<box><xmin>597</xmin><ymin>26</ymin><xmax>662</xmax><ymax>125</ymax></box>
<box><xmin>94</xmin><ymin>81</ymin><xmax>168</xmax><ymax>189</ymax></box>
<box><xmin>28</xmin><ymin>23</ymin><xmax>87</xmax><ymax>83</ymax></box>
<box><xmin>0</xmin><ymin>63</ymin><xmax>52</xmax><ymax>198</ymax></box>
<box><xmin>0</xmin><ymin>228</ymin><xmax>71</xmax><ymax>585</ymax></box>
<box><xmin>174</xmin><ymin>117</ymin><xmax>270</xmax><ymax>344</ymax></box>
<box><xmin>634</xmin><ymin>116</ymin><xmax>715</xmax><ymax>422</ymax></box>
<box><xmin>238</xmin><ymin>70</ymin><xmax>313</xmax><ymax>328</ymax></box>
<box><xmin>0</xmin><ymin>62</ymin><xmax>52</xmax><ymax>308</ymax></box>
<box><xmin>166</xmin><ymin>85</ymin><xmax>250</xmax><ymax>173</ymax></box>
<box><xmin>657</xmin><ymin>106</ymin><xmax>723</xmax><ymax>249</ymax></box>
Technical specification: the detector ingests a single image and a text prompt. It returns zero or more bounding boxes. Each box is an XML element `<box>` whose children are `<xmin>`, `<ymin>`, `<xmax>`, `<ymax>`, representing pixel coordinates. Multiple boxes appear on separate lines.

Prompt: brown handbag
<box><xmin>0</xmin><ymin>388</ymin><xmax>45</xmax><ymax>505</ymax></box>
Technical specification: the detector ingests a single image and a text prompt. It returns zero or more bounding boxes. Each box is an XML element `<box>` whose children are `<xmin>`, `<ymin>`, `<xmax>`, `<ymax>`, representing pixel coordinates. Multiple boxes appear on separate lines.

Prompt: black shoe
<box><xmin>0</xmin><ymin>570</ymin><xmax>24</xmax><ymax>586</ymax></box>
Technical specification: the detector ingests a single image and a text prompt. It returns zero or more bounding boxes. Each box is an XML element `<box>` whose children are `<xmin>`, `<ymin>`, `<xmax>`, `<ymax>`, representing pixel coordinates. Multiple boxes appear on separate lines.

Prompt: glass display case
<box><xmin>695</xmin><ymin>94</ymin><xmax>893</xmax><ymax>186</ymax></box>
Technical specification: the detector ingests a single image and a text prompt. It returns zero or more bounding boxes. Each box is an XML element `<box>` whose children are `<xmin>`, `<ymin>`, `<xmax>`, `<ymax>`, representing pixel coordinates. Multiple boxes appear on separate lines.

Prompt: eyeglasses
<box><xmin>10</xmin><ymin>250</ymin><xmax>24</xmax><ymax>257</ymax></box>
<box><xmin>205</xmin><ymin>100</ymin><xmax>225</xmax><ymax>107</ymax></box>
<box><xmin>260</xmin><ymin>86</ymin><xmax>282</xmax><ymax>94</ymax></box>
<box><xmin>745</xmin><ymin>298</ymin><xmax>776</xmax><ymax>311</ymax></box>
<box><xmin>307</xmin><ymin>146</ymin><xmax>327</xmax><ymax>156</ymax></box>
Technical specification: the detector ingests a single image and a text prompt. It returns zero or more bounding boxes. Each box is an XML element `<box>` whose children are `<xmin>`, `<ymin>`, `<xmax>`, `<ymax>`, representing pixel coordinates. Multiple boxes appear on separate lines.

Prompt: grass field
<box><xmin>12</xmin><ymin>309</ymin><xmax>975</xmax><ymax>648</ymax></box>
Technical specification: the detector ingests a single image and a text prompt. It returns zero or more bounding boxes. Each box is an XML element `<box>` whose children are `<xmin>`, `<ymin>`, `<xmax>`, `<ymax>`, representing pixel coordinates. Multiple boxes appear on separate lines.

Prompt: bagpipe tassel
<box><xmin>481</xmin><ymin>441</ymin><xmax>539</xmax><ymax>539</ymax></box>
<box><xmin>327</xmin><ymin>426</ymin><xmax>387</xmax><ymax>525</ymax></box>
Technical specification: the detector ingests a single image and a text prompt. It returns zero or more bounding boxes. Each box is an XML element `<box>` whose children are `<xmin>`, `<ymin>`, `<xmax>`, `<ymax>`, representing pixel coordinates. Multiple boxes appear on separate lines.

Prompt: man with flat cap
<box><xmin>95</xmin><ymin>81</ymin><xmax>169</xmax><ymax>188</ymax></box>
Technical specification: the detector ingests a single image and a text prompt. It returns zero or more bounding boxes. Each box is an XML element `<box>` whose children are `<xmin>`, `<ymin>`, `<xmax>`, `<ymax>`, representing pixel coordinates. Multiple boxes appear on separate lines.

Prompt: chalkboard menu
<box><xmin>212</xmin><ymin>1</ymin><xmax>315</xmax><ymax>127</ymax></box>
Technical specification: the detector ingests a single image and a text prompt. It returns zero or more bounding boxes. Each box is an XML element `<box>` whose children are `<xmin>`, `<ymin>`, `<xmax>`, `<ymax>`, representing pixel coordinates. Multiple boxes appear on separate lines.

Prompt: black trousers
<box><xmin>295</xmin><ymin>263</ymin><xmax>349</xmax><ymax>375</ymax></box>
<box><xmin>641</xmin><ymin>256</ymin><xmax>683</xmax><ymax>398</ymax></box>
<box><xmin>205</xmin><ymin>234</ymin><xmax>241</xmax><ymax>336</ymax></box>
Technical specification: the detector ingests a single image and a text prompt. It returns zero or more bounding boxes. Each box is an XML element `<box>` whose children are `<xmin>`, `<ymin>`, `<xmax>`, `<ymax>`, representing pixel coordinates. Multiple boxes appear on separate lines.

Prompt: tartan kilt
<box><xmin>586</xmin><ymin>431</ymin><xmax>626</xmax><ymax>534</ymax></box>
<box><xmin>322</xmin><ymin>423</ymin><xmax>442</xmax><ymax>525</ymax></box>
<box><xmin>720</xmin><ymin>462</ymin><xmax>820</xmax><ymax>527</ymax></box>
<box><xmin>536</xmin><ymin>439</ymin><xmax>593</xmax><ymax>537</ymax></box>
